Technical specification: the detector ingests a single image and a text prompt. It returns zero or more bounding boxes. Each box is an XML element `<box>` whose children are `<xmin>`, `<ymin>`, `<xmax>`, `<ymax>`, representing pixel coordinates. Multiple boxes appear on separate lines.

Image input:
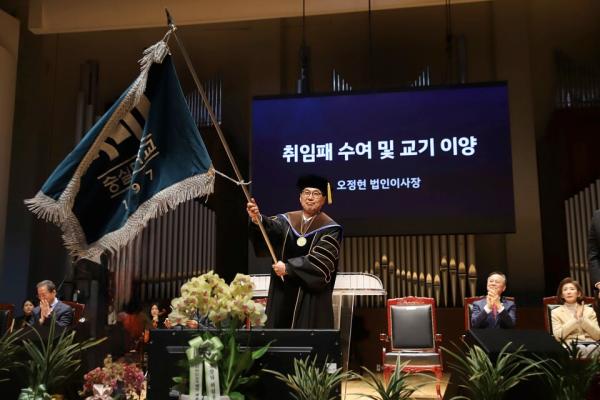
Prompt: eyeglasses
<box><xmin>301</xmin><ymin>190</ymin><xmax>323</xmax><ymax>198</ymax></box>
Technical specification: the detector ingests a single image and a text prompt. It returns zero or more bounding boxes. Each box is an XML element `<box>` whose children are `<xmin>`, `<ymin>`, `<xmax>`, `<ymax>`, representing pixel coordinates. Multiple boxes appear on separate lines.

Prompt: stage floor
<box><xmin>342</xmin><ymin>372</ymin><xmax>451</xmax><ymax>399</ymax></box>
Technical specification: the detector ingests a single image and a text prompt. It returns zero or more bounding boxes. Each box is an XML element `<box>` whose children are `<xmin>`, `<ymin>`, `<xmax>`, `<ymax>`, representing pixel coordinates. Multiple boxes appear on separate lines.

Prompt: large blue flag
<box><xmin>26</xmin><ymin>39</ymin><xmax>214</xmax><ymax>259</ymax></box>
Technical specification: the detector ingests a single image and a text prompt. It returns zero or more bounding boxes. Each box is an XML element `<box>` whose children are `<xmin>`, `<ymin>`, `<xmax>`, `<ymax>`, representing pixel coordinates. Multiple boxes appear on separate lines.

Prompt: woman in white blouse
<box><xmin>551</xmin><ymin>277</ymin><xmax>600</xmax><ymax>357</ymax></box>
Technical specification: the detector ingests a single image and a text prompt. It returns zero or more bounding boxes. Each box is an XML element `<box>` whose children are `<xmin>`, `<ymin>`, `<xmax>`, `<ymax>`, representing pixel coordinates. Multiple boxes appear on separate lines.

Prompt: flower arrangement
<box><xmin>168</xmin><ymin>272</ymin><xmax>270</xmax><ymax>400</ymax></box>
<box><xmin>80</xmin><ymin>355</ymin><xmax>145</xmax><ymax>400</ymax></box>
<box><xmin>167</xmin><ymin>271</ymin><xmax>267</xmax><ymax>328</ymax></box>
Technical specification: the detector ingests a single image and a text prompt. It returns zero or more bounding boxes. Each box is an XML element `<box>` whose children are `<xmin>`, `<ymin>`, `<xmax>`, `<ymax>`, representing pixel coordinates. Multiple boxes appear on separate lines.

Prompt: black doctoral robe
<box><xmin>250</xmin><ymin>210</ymin><xmax>343</xmax><ymax>329</ymax></box>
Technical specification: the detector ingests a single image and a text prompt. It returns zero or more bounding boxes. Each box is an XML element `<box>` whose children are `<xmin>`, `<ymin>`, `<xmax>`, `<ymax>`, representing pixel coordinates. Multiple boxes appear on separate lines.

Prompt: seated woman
<box><xmin>551</xmin><ymin>277</ymin><xmax>600</xmax><ymax>357</ymax></box>
<box><xmin>117</xmin><ymin>299</ymin><xmax>148</xmax><ymax>352</ymax></box>
<box><xmin>149</xmin><ymin>302</ymin><xmax>167</xmax><ymax>329</ymax></box>
<box><xmin>14</xmin><ymin>299</ymin><xmax>35</xmax><ymax>329</ymax></box>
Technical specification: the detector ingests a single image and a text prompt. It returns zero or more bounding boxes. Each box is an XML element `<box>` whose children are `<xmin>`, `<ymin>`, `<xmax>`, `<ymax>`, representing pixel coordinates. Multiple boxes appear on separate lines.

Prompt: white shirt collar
<box><xmin>50</xmin><ymin>298</ymin><xmax>59</xmax><ymax>309</ymax></box>
<box><xmin>302</xmin><ymin>213</ymin><xmax>316</xmax><ymax>222</ymax></box>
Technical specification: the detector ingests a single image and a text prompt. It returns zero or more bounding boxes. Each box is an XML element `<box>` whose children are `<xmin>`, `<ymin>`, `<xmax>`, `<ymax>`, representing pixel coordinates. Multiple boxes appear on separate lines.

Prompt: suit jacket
<box><xmin>471</xmin><ymin>297</ymin><xmax>516</xmax><ymax>329</ymax></box>
<box><xmin>33</xmin><ymin>300</ymin><xmax>74</xmax><ymax>327</ymax></box>
<box><xmin>551</xmin><ymin>304</ymin><xmax>600</xmax><ymax>343</ymax></box>
<box><xmin>588</xmin><ymin>210</ymin><xmax>600</xmax><ymax>289</ymax></box>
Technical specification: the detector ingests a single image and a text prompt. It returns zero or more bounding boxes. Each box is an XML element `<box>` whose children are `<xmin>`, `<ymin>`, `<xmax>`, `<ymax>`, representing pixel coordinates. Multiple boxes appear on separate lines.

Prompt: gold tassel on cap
<box><xmin>327</xmin><ymin>182</ymin><xmax>332</xmax><ymax>204</ymax></box>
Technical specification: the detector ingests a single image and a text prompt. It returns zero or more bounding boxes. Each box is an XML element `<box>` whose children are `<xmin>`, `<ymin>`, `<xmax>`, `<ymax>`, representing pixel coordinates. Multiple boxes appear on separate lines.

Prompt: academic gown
<box><xmin>251</xmin><ymin>210</ymin><xmax>343</xmax><ymax>329</ymax></box>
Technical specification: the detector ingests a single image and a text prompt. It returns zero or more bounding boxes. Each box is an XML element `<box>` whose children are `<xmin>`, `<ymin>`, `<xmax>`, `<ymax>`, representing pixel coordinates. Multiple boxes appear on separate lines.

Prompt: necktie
<box><xmin>492</xmin><ymin>304</ymin><xmax>497</xmax><ymax>319</ymax></box>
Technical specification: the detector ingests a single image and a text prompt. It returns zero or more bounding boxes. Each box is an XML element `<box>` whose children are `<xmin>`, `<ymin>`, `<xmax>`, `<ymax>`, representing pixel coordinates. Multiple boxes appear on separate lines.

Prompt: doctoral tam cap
<box><xmin>297</xmin><ymin>174</ymin><xmax>332</xmax><ymax>204</ymax></box>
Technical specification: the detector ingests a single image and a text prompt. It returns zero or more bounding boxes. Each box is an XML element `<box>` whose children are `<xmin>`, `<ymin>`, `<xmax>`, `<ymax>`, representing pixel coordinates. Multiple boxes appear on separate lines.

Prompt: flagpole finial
<box><xmin>165</xmin><ymin>8</ymin><xmax>176</xmax><ymax>30</ymax></box>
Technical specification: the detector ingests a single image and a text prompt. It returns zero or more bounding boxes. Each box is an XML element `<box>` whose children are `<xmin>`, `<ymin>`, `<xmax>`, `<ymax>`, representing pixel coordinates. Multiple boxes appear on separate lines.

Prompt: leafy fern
<box><xmin>535</xmin><ymin>339</ymin><xmax>600</xmax><ymax>400</ymax></box>
<box><xmin>443</xmin><ymin>342</ymin><xmax>544</xmax><ymax>400</ymax></box>
<box><xmin>265</xmin><ymin>355</ymin><xmax>351</xmax><ymax>400</ymax></box>
<box><xmin>352</xmin><ymin>357</ymin><xmax>429</xmax><ymax>400</ymax></box>
<box><xmin>0</xmin><ymin>328</ymin><xmax>26</xmax><ymax>382</ymax></box>
<box><xmin>21</xmin><ymin>314</ymin><xmax>105</xmax><ymax>395</ymax></box>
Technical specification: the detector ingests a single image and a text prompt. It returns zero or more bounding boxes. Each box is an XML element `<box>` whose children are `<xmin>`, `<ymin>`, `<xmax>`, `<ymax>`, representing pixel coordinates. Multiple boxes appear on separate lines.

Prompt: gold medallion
<box><xmin>296</xmin><ymin>236</ymin><xmax>307</xmax><ymax>247</ymax></box>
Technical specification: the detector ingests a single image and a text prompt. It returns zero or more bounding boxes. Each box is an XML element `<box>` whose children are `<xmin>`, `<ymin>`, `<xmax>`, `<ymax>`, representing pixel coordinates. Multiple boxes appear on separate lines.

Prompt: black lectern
<box><xmin>147</xmin><ymin>329</ymin><xmax>341</xmax><ymax>400</ymax></box>
<box><xmin>467</xmin><ymin>329</ymin><xmax>566</xmax><ymax>360</ymax></box>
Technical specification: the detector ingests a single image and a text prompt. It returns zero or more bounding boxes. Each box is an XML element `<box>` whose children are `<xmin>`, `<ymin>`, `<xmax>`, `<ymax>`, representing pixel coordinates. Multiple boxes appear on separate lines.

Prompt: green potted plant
<box><xmin>351</xmin><ymin>358</ymin><xmax>429</xmax><ymax>400</ymax></box>
<box><xmin>265</xmin><ymin>355</ymin><xmax>352</xmax><ymax>400</ymax></box>
<box><xmin>18</xmin><ymin>315</ymin><xmax>105</xmax><ymax>400</ymax></box>
<box><xmin>0</xmin><ymin>327</ymin><xmax>27</xmax><ymax>399</ymax></box>
<box><xmin>442</xmin><ymin>342</ymin><xmax>544</xmax><ymax>400</ymax></box>
<box><xmin>0</xmin><ymin>328</ymin><xmax>26</xmax><ymax>382</ymax></box>
<box><xmin>535</xmin><ymin>340</ymin><xmax>600</xmax><ymax>400</ymax></box>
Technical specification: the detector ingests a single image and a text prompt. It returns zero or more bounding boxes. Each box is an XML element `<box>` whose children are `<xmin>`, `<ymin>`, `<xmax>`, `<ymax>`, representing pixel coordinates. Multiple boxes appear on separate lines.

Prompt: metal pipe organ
<box><xmin>565</xmin><ymin>178</ymin><xmax>600</xmax><ymax>295</ymax></box>
<box><xmin>339</xmin><ymin>234</ymin><xmax>477</xmax><ymax>307</ymax></box>
<box><xmin>555</xmin><ymin>51</ymin><xmax>600</xmax><ymax>109</ymax></box>
<box><xmin>410</xmin><ymin>66</ymin><xmax>431</xmax><ymax>87</ymax></box>
<box><xmin>332</xmin><ymin>69</ymin><xmax>352</xmax><ymax>92</ymax></box>
<box><xmin>186</xmin><ymin>77</ymin><xmax>223</xmax><ymax>128</ymax></box>
<box><xmin>107</xmin><ymin>200</ymin><xmax>216</xmax><ymax>311</ymax></box>
<box><xmin>75</xmin><ymin>60</ymin><xmax>100</xmax><ymax>142</ymax></box>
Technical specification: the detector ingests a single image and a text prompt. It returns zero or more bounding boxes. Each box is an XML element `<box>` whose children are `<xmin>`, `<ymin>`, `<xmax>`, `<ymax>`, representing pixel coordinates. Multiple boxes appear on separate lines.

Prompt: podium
<box><xmin>250</xmin><ymin>273</ymin><xmax>386</xmax><ymax>372</ymax></box>
<box><xmin>466</xmin><ymin>329</ymin><xmax>566</xmax><ymax>360</ymax></box>
<box><xmin>147</xmin><ymin>329</ymin><xmax>341</xmax><ymax>399</ymax></box>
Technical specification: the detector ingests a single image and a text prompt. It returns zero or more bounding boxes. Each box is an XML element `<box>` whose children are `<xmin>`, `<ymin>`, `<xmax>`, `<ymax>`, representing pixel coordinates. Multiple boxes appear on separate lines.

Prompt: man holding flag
<box><xmin>247</xmin><ymin>174</ymin><xmax>343</xmax><ymax>329</ymax></box>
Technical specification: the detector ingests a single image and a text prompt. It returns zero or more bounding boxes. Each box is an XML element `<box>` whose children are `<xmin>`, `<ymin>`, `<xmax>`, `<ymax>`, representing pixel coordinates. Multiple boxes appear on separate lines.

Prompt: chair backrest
<box><xmin>0</xmin><ymin>304</ymin><xmax>15</xmax><ymax>335</ymax></box>
<box><xmin>62</xmin><ymin>300</ymin><xmax>85</xmax><ymax>326</ymax></box>
<box><xmin>543</xmin><ymin>296</ymin><xmax>594</xmax><ymax>333</ymax></box>
<box><xmin>387</xmin><ymin>297</ymin><xmax>437</xmax><ymax>351</ymax></box>
<box><xmin>464</xmin><ymin>296</ymin><xmax>516</xmax><ymax>331</ymax></box>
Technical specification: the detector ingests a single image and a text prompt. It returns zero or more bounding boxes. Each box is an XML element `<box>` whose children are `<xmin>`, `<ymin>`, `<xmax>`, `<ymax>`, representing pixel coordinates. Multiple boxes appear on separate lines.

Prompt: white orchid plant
<box><xmin>167</xmin><ymin>271</ymin><xmax>267</xmax><ymax>328</ymax></box>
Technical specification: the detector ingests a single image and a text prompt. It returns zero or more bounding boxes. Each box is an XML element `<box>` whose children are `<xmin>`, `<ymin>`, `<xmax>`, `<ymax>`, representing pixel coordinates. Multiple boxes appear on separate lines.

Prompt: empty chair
<box><xmin>380</xmin><ymin>297</ymin><xmax>443</xmax><ymax>399</ymax></box>
<box><xmin>0</xmin><ymin>304</ymin><xmax>15</xmax><ymax>334</ymax></box>
<box><xmin>62</xmin><ymin>300</ymin><xmax>85</xmax><ymax>327</ymax></box>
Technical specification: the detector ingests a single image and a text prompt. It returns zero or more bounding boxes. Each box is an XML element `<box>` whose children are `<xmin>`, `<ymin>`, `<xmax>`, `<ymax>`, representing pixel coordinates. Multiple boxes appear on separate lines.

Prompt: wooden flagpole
<box><xmin>164</xmin><ymin>9</ymin><xmax>280</xmax><ymax>269</ymax></box>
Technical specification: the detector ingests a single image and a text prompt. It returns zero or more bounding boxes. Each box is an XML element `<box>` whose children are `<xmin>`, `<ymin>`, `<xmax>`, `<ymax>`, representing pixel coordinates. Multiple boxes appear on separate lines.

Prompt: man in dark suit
<box><xmin>33</xmin><ymin>280</ymin><xmax>73</xmax><ymax>327</ymax></box>
<box><xmin>471</xmin><ymin>271</ymin><xmax>516</xmax><ymax>329</ymax></box>
<box><xmin>588</xmin><ymin>210</ymin><xmax>600</xmax><ymax>292</ymax></box>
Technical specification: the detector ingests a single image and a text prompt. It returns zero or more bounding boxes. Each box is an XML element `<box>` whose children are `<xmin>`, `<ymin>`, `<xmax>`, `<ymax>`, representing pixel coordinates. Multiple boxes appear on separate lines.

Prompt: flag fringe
<box><xmin>135</xmin><ymin>40</ymin><xmax>170</xmax><ymax>105</ymax></box>
<box><xmin>31</xmin><ymin>168</ymin><xmax>214</xmax><ymax>259</ymax></box>
<box><xmin>24</xmin><ymin>192</ymin><xmax>66</xmax><ymax>224</ymax></box>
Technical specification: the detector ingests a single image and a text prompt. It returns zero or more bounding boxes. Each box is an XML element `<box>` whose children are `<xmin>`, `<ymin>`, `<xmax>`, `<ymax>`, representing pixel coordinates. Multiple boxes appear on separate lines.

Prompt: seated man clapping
<box><xmin>471</xmin><ymin>271</ymin><xmax>516</xmax><ymax>329</ymax></box>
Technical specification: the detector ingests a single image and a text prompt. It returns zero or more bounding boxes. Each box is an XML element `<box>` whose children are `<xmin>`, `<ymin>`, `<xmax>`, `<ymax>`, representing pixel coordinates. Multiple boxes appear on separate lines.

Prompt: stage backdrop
<box><xmin>251</xmin><ymin>83</ymin><xmax>515</xmax><ymax>236</ymax></box>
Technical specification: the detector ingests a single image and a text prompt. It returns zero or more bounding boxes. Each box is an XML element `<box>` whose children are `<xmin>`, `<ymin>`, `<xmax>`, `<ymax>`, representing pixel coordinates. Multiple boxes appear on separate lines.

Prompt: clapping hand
<box><xmin>486</xmin><ymin>289</ymin><xmax>500</xmax><ymax>309</ymax></box>
<box><xmin>576</xmin><ymin>303</ymin><xmax>584</xmax><ymax>320</ymax></box>
<box><xmin>39</xmin><ymin>299</ymin><xmax>51</xmax><ymax>324</ymax></box>
<box><xmin>40</xmin><ymin>299</ymin><xmax>50</xmax><ymax>317</ymax></box>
